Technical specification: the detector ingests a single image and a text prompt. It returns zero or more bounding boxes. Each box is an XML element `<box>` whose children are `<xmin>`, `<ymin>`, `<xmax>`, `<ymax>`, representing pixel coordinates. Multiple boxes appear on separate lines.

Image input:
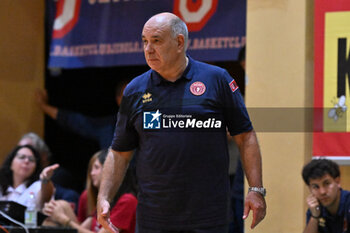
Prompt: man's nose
<box><xmin>319</xmin><ymin>186</ymin><xmax>327</xmax><ymax>194</ymax></box>
<box><xmin>145</xmin><ymin>43</ymin><xmax>154</xmax><ymax>53</ymax></box>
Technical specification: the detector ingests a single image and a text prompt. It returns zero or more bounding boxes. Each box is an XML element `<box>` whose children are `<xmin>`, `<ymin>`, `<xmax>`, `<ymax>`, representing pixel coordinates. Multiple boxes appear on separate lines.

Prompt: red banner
<box><xmin>313</xmin><ymin>0</ymin><xmax>350</xmax><ymax>163</ymax></box>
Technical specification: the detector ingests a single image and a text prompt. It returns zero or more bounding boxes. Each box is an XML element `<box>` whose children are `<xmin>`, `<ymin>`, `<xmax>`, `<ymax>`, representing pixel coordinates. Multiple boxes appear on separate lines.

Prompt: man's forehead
<box><xmin>309</xmin><ymin>174</ymin><xmax>334</xmax><ymax>184</ymax></box>
<box><xmin>142</xmin><ymin>24</ymin><xmax>170</xmax><ymax>38</ymax></box>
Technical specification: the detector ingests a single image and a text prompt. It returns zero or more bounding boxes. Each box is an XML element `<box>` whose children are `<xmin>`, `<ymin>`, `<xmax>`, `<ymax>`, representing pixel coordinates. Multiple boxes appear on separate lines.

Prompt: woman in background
<box><xmin>0</xmin><ymin>145</ymin><xmax>52</xmax><ymax>209</ymax></box>
<box><xmin>43</xmin><ymin>149</ymin><xmax>138</xmax><ymax>233</ymax></box>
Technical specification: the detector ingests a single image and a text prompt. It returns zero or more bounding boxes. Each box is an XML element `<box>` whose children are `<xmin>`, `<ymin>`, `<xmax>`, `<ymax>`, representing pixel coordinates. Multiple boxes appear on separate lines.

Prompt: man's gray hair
<box><xmin>169</xmin><ymin>16</ymin><xmax>189</xmax><ymax>51</ymax></box>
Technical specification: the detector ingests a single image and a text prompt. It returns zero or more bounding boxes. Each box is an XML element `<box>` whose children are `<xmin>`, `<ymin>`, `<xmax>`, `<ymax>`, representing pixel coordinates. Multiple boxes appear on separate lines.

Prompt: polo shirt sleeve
<box><xmin>219</xmin><ymin>70</ymin><xmax>253</xmax><ymax>136</ymax></box>
<box><xmin>110</xmin><ymin>89</ymin><xmax>139</xmax><ymax>152</ymax></box>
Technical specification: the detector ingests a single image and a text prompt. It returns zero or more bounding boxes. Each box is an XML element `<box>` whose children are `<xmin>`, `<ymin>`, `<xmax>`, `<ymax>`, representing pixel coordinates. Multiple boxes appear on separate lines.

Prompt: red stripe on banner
<box><xmin>313</xmin><ymin>132</ymin><xmax>350</xmax><ymax>156</ymax></box>
<box><xmin>313</xmin><ymin>0</ymin><xmax>350</xmax><ymax>157</ymax></box>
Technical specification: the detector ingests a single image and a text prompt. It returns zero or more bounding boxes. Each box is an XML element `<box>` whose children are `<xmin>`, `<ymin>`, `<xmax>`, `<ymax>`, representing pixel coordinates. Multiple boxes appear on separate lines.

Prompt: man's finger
<box><xmin>243</xmin><ymin>202</ymin><xmax>250</xmax><ymax>220</ymax></box>
<box><xmin>250</xmin><ymin>206</ymin><xmax>258</xmax><ymax>229</ymax></box>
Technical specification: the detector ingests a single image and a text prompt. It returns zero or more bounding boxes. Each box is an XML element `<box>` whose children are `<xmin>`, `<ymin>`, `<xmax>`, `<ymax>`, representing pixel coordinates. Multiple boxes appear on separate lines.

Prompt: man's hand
<box><xmin>306</xmin><ymin>194</ymin><xmax>320</xmax><ymax>217</ymax></box>
<box><xmin>35</xmin><ymin>89</ymin><xmax>49</xmax><ymax>108</ymax></box>
<box><xmin>34</xmin><ymin>89</ymin><xmax>58</xmax><ymax>119</ymax></box>
<box><xmin>243</xmin><ymin>191</ymin><xmax>266</xmax><ymax>229</ymax></box>
<box><xmin>97</xmin><ymin>199</ymin><xmax>119</xmax><ymax>233</ymax></box>
<box><xmin>43</xmin><ymin>200</ymin><xmax>69</xmax><ymax>225</ymax></box>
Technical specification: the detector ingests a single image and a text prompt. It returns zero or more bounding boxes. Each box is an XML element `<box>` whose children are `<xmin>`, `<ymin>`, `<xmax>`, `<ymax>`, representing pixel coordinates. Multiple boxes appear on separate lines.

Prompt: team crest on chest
<box><xmin>190</xmin><ymin>81</ymin><xmax>206</xmax><ymax>96</ymax></box>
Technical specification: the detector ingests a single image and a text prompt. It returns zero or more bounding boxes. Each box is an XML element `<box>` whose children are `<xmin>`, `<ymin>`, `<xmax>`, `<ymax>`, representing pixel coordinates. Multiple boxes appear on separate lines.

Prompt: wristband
<box><xmin>311</xmin><ymin>214</ymin><xmax>321</xmax><ymax>219</ymax></box>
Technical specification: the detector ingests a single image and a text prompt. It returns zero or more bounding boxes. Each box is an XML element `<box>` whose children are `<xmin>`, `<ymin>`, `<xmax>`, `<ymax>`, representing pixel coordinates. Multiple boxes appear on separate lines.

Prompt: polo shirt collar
<box><xmin>151</xmin><ymin>55</ymin><xmax>194</xmax><ymax>86</ymax></box>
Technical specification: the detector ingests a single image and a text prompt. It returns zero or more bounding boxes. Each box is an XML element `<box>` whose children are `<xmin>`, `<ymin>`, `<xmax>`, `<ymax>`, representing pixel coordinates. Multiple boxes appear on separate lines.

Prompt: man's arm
<box><xmin>233</xmin><ymin>130</ymin><xmax>266</xmax><ymax>229</ymax></box>
<box><xmin>35</xmin><ymin>89</ymin><xmax>58</xmax><ymax>119</ymax></box>
<box><xmin>303</xmin><ymin>194</ymin><xmax>321</xmax><ymax>233</ymax></box>
<box><xmin>303</xmin><ymin>217</ymin><xmax>319</xmax><ymax>233</ymax></box>
<box><xmin>36</xmin><ymin>89</ymin><xmax>114</xmax><ymax>147</ymax></box>
<box><xmin>97</xmin><ymin>149</ymin><xmax>133</xmax><ymax>233</ymax></box>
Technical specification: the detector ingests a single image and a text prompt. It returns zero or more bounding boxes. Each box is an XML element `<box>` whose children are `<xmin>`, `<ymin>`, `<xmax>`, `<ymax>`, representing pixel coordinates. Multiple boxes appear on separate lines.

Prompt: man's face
<box><xmin>142</xmin><ymin>18</ymin><xmax>181</xmax><ymax>75</ymax></box>
<box><xmin>308</xmin><ymin>174</ymin><xmax>341</xmax><ymax>208</ymax></box>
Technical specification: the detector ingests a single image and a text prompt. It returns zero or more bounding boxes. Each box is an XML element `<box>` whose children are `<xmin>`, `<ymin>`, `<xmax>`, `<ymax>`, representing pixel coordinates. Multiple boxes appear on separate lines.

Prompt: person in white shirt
<box><xmin>0</xmin><ymin>145</ymin><xmax>53</xmax><ymax>209</ymax></box>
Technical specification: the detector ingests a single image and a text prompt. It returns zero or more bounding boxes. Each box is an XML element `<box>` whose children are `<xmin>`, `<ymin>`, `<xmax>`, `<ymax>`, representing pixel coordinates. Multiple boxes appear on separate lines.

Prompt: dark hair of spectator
<box><xmin>238</xmin><ymin>45</ymin><xmax>246</xmax><ymax>62</ymax></box>
<box><xmin>0</xmin><ymin>145</ymin><xmax>41</xmax><ymax>195</ymax></box>
<box><xmin>110</xmin><ymin>163</ymin><xmax>138</xmax><ymax>207</ymax></box>
<box><xmin>302</xmin><ymin>159</ymin><xmax>340</xmax><ymax>185</ymax></box>
<box><xmin>97</xmin><ymin>149</ymin><xmax>108</xmax><ymax>165</ymax></box>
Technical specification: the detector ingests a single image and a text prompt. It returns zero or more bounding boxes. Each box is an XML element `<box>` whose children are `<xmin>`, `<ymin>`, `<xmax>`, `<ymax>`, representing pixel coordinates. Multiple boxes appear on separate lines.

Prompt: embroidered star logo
<box><xmin>151</xmin><ymin>110</ymin><xmax>161</xmax><ymax>122</ymax></box>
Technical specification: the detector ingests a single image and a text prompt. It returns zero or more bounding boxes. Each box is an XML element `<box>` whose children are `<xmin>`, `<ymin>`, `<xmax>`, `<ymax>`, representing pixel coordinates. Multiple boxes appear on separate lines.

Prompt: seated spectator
<box><xmin>17</xmin><ymin>132</ymin><xmax>80</xmax><ymax>209</ymax></box>
<box><xmin>18</xmin><ymin>132</ymin><xmax>51</xmax><ymax>168</ymax></box>
<box><xmin>43</xmin><ymin>149</ymin><xmax>138</xmax><ymax>233</ymax></box>
<box><xmin>0</xmin><ymin>145</ymin><xmax>52</xmax><ymax>209</ymax></box>
<box><xmin>302</xmin><ymin>158</ymin><xmax>350</xmax><ymax>233</ymax></box>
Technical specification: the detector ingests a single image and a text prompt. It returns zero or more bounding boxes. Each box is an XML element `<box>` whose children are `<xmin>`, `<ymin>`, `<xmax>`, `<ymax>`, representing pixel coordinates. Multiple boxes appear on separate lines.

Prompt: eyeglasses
<box><xmin>15</xmin><ymin>154</ymin><xmax>36</xmax><ymax>163</ymax></box>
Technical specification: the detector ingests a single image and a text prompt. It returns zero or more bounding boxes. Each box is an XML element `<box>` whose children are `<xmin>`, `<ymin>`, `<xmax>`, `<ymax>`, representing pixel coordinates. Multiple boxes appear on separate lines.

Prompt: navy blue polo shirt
<box><xmin>111</xmin><ymin>56</ymin><xmax>252</xmax><ymax>230</ymax></box>
<box><xmin>306</xmin><ymin>189</ymin><xmax>350</xmax><ymax>233</ymax></box>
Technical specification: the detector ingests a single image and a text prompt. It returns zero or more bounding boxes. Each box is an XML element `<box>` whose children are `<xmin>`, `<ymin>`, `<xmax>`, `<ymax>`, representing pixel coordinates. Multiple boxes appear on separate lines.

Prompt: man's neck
<box><xmin>160</xmin><ymin>56</ymin><xmax>188</xmax><ymax>82</ymax></box>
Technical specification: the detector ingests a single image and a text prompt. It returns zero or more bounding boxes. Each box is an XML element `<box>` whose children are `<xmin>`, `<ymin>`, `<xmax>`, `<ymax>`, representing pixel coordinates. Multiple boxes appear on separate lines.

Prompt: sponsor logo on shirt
<box><xmin>143</xmin><ymin>110</ymin><xmax>162</xmax><ymax>129</ymax></box>
<box><xmin>142</xmin><ymin>92</ymin><xmax>152</xmax><ymax>103</ymax></box>
<box><xmin>143</xmin><ymin>109</ymin><xmax>222</xmax><ymax>130</ymax></box>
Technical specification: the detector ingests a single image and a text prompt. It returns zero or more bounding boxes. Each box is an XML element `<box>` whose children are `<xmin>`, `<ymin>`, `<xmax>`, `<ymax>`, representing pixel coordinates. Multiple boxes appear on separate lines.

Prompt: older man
<box><xmin>97</xmin><ymin>12</ymin><xmax>266</xmax><ymax>233</ymax></box>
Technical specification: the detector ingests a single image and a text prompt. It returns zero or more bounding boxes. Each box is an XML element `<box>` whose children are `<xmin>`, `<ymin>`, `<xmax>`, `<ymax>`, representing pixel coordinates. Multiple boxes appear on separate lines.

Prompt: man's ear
<box><xmin>335</xmin><ymin>176</ymin><xmax>341</xmax><ymax>188</ymax></box>
<box><xmin>177</xmin><ymin>34</ymin><xmax>185</xmax><ymax>51</ymax></box>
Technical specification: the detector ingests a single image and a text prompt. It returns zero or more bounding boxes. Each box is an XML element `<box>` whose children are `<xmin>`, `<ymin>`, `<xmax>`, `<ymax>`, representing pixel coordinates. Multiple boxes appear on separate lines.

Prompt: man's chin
<box><xmin>320</xmin><ymin>199</ymin><xmax>331</xmax><ymax>207</ymax></box>
<box><xmin>147</xmin><ymin>63</ymin><xmax>160</xmax><ymax>72</ymax></box>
